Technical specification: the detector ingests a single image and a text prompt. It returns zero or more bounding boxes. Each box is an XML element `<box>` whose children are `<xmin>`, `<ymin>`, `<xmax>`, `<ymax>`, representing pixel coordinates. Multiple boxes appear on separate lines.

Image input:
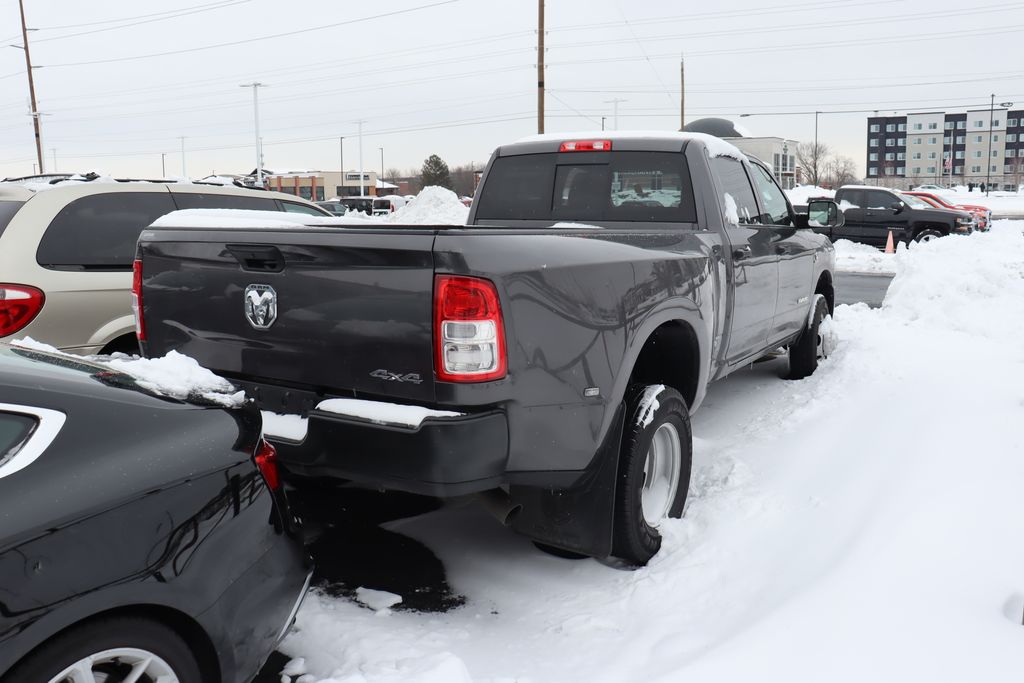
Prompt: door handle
<box><xmin>732</xmin><ymin>245</ymin><xmax>751</xmax><ymax>260</ymax></box>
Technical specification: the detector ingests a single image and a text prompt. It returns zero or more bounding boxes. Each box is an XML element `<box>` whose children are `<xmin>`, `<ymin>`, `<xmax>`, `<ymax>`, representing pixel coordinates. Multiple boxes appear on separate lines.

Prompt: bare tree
<box><xmin>385</xmin><ymin>167</ymin><xmax>402</xmax><ymax>183</ymax></box>
<box><xmin>796</xmin><ymin>141</ymin><xmax>830</xmax><ymax>187</ymax></box>
<box><xmin>824</xmin><ymin>155</ymin><xmax>858</xmax><ymax>188</ymax></box>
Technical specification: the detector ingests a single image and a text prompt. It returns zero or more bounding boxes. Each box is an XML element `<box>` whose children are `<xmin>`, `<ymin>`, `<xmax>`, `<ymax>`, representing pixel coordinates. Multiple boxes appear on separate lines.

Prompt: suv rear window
<box><xmin>475</xmin><ymin>151</ymin><xmax>696</xmax><ymax>223</ymax></box>
<box><xmin>37</xmin><ymin>192</ymin><xmax>178</xmax><ymax>270</ymax></box>
<box><xmin>0</xmin><ymin>412</ymin><xmax>37</xmax><ymax>469</ymax></box>
<box><xmin>0</xmin><ymin>200</ymin><xmax>25</xmax><ymax>239</ymax></box>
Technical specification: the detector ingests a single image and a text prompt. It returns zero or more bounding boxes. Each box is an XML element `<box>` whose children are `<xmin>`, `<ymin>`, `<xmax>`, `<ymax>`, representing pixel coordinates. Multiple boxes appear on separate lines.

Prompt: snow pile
<box><xmin>832</xmin><ymin>238</ymin><xmax>898</xmax><ymax>275</ymax></box>
<box><xmin>261</xmin><ymin>411</ymin><xmax>309</xmax><ymax>441</ymax></box>
<box><xmin>785</xmin><ymin>184</ymin><xmax>835</xmax><ymax>205</ymax></box>
<box><xmin>281</xmin><ymin>221</ymin><xmax>1024</xmax><ymax>682</ymax></box>
<box><xmin>316</xmin><ymin>398</ymin><xmax>462</xmax><ymax>428</ymax></box>
<box><xmin>355</xmin><ymin>587</ymin><xmax>403</xmax><ymax>613</ymax></box>
<box><xmin>10</xmin><ymin>338</ymin><xmax>244</xmax><ymax>407</ymax></box>
<box><xmin>385</xmin><ymin>186</ymin><xmax>469</xmax><ymax>225</ymax></box>
<box><xmin>151</xmin><ymin>208</ymin><xmax>317</xmax><ymax>229</ymax></box>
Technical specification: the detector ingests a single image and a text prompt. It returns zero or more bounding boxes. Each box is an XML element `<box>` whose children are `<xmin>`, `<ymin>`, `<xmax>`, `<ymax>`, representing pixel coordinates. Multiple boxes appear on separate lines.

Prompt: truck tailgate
<box><xmin>139</xmin><ymin>227</ymin><xmax>437</xmax><ymax>403</ymax></box>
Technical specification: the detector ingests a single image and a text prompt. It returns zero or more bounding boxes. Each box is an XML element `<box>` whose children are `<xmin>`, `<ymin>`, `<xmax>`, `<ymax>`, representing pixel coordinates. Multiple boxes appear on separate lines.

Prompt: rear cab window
<box><xmin>475</xmin><ymin>151</ymin><xmax>696</xmax><ymax>224</ymax></box>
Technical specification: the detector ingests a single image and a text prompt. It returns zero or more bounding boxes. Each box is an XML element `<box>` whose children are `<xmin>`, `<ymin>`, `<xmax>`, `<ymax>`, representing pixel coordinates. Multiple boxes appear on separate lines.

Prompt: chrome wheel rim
<box><xmin>641</xmin><ymin>422</ymin><xmax>681</xmax><ymax>526</ymax></box>
<box><xmin>48</xmin><ymin>648</ymin><xmax>179</xmax><ymax>683</ymax></box>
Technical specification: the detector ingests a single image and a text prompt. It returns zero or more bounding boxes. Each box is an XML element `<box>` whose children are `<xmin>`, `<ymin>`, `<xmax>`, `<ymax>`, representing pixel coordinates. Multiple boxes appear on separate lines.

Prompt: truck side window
<box><xmin>748</xmin><ymin>163</ymin><xmax>792</xmax><ymax>226</ymax></box>
<box><xmin>710</xmin><ymin>157</ymin><xmax>759</xmax><ymax>225</ymax></box>
<box><xmin>865</xmin><ymin>190</ymin><xmax>896</xmax><ymax>209</ymax></box>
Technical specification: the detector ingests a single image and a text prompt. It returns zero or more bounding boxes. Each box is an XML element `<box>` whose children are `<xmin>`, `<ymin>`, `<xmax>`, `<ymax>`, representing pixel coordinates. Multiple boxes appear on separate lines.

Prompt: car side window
<box><xmin>172</xmin><ymin>193</ymin><xmax>280</xmax><ymax>211</ymax></box>
<box><xmin>748</xmin><ymin>163</ymin><xmax>792</xmax><ymax>226</ymax></box>
<box><xmin>710</xmin><ymin>157</ymin><xmax>759</xmax><ymax>225</ymax></box>
<box><xmin>282</xmin><ymin>201</ymin><xmax>327</xmax><ymax>216</ymax></box>
<box><xmin>865</xmin><ymin>190</ymin><xmax>896</xmax><ymax>209</ymax></box>
<box><xmin>0</xmin><ymin>412</ymin><xmax>37</xmax><ymax>469</ymax></box>
<box><xmin>37</xmin><ymin>192</ymin><xmax>178</xmax><ymax>270</ymax></box>
<box><xmin>0</xmin><ymin>200</ymin><xmax>24</xmax><ymax>240</ymax></box>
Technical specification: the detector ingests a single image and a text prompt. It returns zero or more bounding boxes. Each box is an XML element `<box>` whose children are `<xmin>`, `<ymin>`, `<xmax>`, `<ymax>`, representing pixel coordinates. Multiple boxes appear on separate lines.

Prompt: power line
<box><xmin>33</xmin><ymin>0</ymin><xmax>253</xmax><ymax>44</ymax></box>
<box><xmin>40</xmin><ymin>0</ymin><xmax>460</xmax><ymax>68</ymax></box>
<box><xmin>32</xmin><ymin>0</ymin><xmax>246</xmax><ymax>30</ymax></box>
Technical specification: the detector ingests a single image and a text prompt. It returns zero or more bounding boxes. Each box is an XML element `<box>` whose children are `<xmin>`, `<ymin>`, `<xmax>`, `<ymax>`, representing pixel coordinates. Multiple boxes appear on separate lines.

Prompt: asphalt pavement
<box><xmin>835</xmin><ymin>271</ymin><xmax>893</xmax><ymax>308</ymax></box>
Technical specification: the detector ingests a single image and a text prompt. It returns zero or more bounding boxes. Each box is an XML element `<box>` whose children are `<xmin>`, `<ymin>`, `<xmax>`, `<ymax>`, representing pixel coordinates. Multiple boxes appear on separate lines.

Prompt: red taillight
<box><xmin>559</xmin><ymin>139</ymin><xmax>612</xmax><ymax>152</ymax></box>
<box><xmin>131</xmin><ymin>259</ymin><xmax>146</xmax><ymax>342</ymax></box>
<box><xmin>254</xmin><ymin>437</ymin><xmax>280</xmax><ymax>490</ymax></box>
<box><xmin>0</xmin><ymin>284</ymin><xmax>45</xmax><ymax>337</ymax></box>
<box><xmin>434</xmin><ymin>275</ymin><xmax>506</xmax><ymax>382</ymax></box>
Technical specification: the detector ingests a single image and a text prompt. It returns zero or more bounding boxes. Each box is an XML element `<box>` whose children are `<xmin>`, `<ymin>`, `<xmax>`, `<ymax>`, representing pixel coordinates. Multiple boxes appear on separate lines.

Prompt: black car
<box><xmin>0</xmin><ymin>344</ymin><xmax>311</xmax><ymax>683</ymax></box>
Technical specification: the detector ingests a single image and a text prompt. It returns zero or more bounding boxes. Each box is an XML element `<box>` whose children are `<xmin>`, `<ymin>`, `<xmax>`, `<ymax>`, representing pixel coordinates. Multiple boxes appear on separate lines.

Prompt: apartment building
<box><xmin>866</xmin><ymin>108</ymin><xmax>1024</xmax><ymax>189</ymax></box>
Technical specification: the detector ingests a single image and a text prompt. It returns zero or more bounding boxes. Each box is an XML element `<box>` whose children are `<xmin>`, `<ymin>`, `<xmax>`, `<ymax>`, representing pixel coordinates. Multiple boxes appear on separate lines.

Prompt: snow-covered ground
<box><xmin>278</xmin><ymin>221</ymin><xmax>1024</xmax><ymax>683</ymax></box>
<box><xmin>833</xmin><ymin>239</ymin><xmax>898</xmax><ymax>275</ymax></box>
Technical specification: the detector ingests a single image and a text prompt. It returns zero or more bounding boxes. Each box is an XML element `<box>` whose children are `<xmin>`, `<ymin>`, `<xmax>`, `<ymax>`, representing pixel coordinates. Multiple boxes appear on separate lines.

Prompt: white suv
<box><xmin>0</xmin><ymin>177</ymin><xmax>329</xmax><ymax>354</ymax></box>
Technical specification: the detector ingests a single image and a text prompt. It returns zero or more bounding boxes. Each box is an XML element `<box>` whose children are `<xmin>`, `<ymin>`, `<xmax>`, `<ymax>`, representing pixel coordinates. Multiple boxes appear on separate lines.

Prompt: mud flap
<box><xmin>507</xmin><ymin>403</ymin><xmax>627</xmax><ymax>558</ymax></box>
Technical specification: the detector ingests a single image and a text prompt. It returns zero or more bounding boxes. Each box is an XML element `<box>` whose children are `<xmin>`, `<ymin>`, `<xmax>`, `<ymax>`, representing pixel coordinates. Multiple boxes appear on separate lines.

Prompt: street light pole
<box><xmin>179</xmin><ymin>137</ymin><xmax>186</xmax><ymax>178</ymax></box>
<box><xmin>378</xmin><ymin>147</ymin><xmax>384</xmax><ymax>185</ymax></box>
<box><xmin>338</xmin><ymin>137</ymin><xmax>344</xmax><ymax>197</ymax></box>
<box><xmin>240</xmin><ymin>82</ymin><xmax>265</xmax><ymax>187</ymax></box>
<box><xmin>987</xmin><ymin>94</ymin><xmax>994</xmax><ymax>195</ymax></box>
<box><xmin>604</xmin><ymin>98</ymin><xmax>627</xmax><ymax>130</ymax></box>
<box><xmin>357</xmin><ymin>120</ymin><xmax>365</xmax><ymax>196</ymax></box>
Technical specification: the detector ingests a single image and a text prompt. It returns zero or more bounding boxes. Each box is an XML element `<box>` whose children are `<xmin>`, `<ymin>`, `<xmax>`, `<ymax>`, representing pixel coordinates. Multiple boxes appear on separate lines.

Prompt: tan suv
<box><xmin>0</xmin><ymin>177</ymin><xmax>329</xmax><ymax>355</ymax></box>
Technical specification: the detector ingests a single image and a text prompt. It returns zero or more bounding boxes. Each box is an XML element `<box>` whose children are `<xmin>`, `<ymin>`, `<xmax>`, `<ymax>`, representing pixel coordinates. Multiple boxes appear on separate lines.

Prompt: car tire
<box><xmin>914</xmin><ymin>228</ymin><xmax>944</xmax><ymax>242</ymax></box>
<box><xmin>2</xmin><ymin>616</ymin><xmax>204</xmax><ymax>683</ymax></box>
<box><xmin>788</xmin><ymin>294</ymin><xmax>831</xmax><ymax>380</ymax></box>
<box><xmin>611</xmin><ymin>385</ymin><xmax>692</xmax><ymax>566</ymax></box>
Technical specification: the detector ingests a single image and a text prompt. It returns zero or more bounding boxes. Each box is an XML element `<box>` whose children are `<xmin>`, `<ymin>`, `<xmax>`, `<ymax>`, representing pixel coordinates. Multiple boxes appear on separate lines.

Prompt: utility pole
<box><xmin>679</xmin><ymin>56</ymin><xmax>685</xmax><ymax>131</ymax></box>
<box><xmin>357</xmin><ymin>120</ymin><xmax>365</xmax><ymax>196</ymax></box>
<box><xmin>51</xmin><ymin>148</ymin><xmax>56</xmax><ymax>172</ymax></box>
<box><xmin>179</xmin><ymin>137</ymin><xmax>186</xmax><ymax>178</ymax></box>
<box><xmin>537</xmin><ymin>0</ymin><xmax>545</xmax><ymax>134</ymax></box>
<box><xmin>17</xmin><ymin>0</ymin><xmax>44</xmax><ymax>174</ymax></box>
<box><xmin>378</xmin><ymin>147</ymin><xmax>384</xmax><ymax>183</ymax></box>
<box><xmin>604</xmin><ymin>98</ymin><xmax>627</xmax><ymax>131</ymax></box>
<box><xmin>338</xmin><ymin>137</ymin><xmax>344</xmax><ymax>197</ymax></box>
<box><xmin>161</xmin><ymin>153</ymin><xmax>166</xmax><ymax>177</ymax></box>
<box><xmin>240</xmin><ymin>83</ymin><xmax>265</xmax><ymax>187</ymax></box>
<box><xmin>986</xmin><ymin>93</ymin><xmax>994</xmax><ymax>196</ymax></box>
<box><xmin>601</xmin><ymin>116</ymin><xmax>606</xmax><ymax>131</ymax></box>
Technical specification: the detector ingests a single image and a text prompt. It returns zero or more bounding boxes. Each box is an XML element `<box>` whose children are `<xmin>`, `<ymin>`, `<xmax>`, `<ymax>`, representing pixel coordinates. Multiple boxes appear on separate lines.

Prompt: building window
<box><xmin>928</xmin><ymin>122</ymin><xmax>938</xmax><ymax>130</ymax></box>
<box><xmin>971</xmin><ymin>165</ymin><xmax>981</xmax><ymax>173</ymax></box>
<box><xmin>898</xmin><ymin>138</ymin><xmax>906</xmax><ymax>147</ymax></box>
<box><xmin>869</xmin><ymin>124</ymin><xmax>880</xmax><ymax>132</ymax></box>
<box><xmin>974</xmin><ymin>150</ymin><xmax>983</xmax><ymax>158</ymax></box>
<box><xmin>912</xmin><ymin>152</ymin><xmax>922</xmax><ymax>159</ymax></box>
<box><xmin>898</xmin><ymin>123</ymin><xmax>906</xmax><ymax>131</ymax></box>
<box><xmin>1008</xmin><ymin>149</ymin><xmax>1017</xmax><ymax>158</ymax></box>
<box><xmin>993</xmin><ymin>150</ymin><xmax>999</xmax><ymax>157</ymax></box>
<box><xmin>869</xmin><ymin>153</ymin><xmax>878</xmax><ymax>161</ymax></box>
<box><xmin>912</xmin><ymin>167</ymin><xmax>921</xmax><ymax>174</ymax></box>
<box><xmin>957</xmin><ymin>121</ymin><xmax>966</xmax><ymax>129</ymax></box>
<box><xmin>955</xmin><ymin>166</ymin><xmax>963</xmax><ymax>174</ymax></box>
<box><xmin>956</xmin><ymin>151</ymin><xmax>965</xmax><ymax>159</ymax></box>
<box><xmin>927</xmin><ymin>152</ymin><xmax>937</xmax><ymax>159</ymax></box>
<box><xmin>886</xmin><ymin>139</ymin><xmax>895</xmax><ymax>147</ymax></box>
<box><xmin>886</xmin><ymin>124</ymin><xmax>895</xmax><ymax>132</ymax></box>
<box><xmin>1006</xmin><ymin>165</ymin><xmax>1016</xmax><ymax>172</ymax></box>
<box><xmin>1008</xmin><ymin>134</ymin><xmax>1018</xmax><ymax>142</ymax></box>
<box><xmin>789</xmin><ymin>155</ymin><xmax>795</xmax><ymax>171</ymax></box>
<box><xmin>912</xmin><ymin>123</ymin><xmax>923</xmax><ymax>130</ymax></box>
<box><xmin>991</xmin><ymin>165</ymin><xmax>999</xmax><ymax>172</ymax></box>
<box><xmin>869</xmin><ymin>139</ymin><xmax>879</xmax><ymax>147</ymax></box>
<box><xmin>897</xmin><ymin>153</ymin><xmax>905</xmax><ymax>160</ymax></box>
<box><xmin>956</xmin><ymin>136</ymin><xmax>965</xmax><ymax>144</ymax></box>
<box><xmin>974</xmin><ymin>120</ymin><xmax>985</xmax><ymax>127</ymax></box>
<box><xmin>927</xmin><ymin>166</ymin><xmax>936</xmax><ymax>174</ymax></box>
<box><xmin>885</xmin><ymin>153</ymin><xmax>895</xmax><ymax>161</ymax></box>
<box><xmin>944</xmin><ymin>122</ymin><xmax>955</xmax><ymax>130</ymax></box>
<box><xmin>928</xmin><ymin>137</ymin><xmax>938</xmax><ymax>144</ymax></box>
<box><xmin>993</xmin><ymin>134</ymin><xmax>1000</xmax><ymax>142</ymax></box>
<box><xmin>943</xmin><ymin>136</ymin><xmax>951</xmax><ymax>145</ymax></box>
<box><xmin>913</xmin><ymin>137</ymin><xmax>922</xmax><ymax>145</ymax></box>
<box><xmin>897</xmin><ymin>167</ymin><xmax>905</xmax><ymax>175</ymax></box>
<box><xmin>868</xmin><ymin>167</ymin><xmax>878</xmax><ymax>176</ymax></box>
<box><xmin>1009</xmin><ymin>119</ymin><xmax>1018</xmax><ymax>127</ymax></box>
<box><xmin>885</xmin><ymin>167</ymin><xmax>895</xmax><ymax>176</ymax></box>
<box><xmin>993</xmin><ymin>119</ymin><xmax>1000</xmax><ymax>127</ymax></box>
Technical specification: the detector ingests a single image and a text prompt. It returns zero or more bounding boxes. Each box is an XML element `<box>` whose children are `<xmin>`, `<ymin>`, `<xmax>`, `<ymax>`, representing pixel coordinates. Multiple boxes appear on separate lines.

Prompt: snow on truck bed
<box><xmin>279</xmin><ymin>221</ymin><xmax>1024</xmax><ymax>683</ymax></box>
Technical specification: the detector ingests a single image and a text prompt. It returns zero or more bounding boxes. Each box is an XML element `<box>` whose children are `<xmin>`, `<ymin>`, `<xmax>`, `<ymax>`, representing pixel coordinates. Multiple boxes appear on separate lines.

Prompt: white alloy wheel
<box><xmin>47</xmin><ymin>647</ymin><xmax>180</xmax><ymax>683</ymax></box>
<box><xmin>641</xmin><ymin>422</ymin><xmax>682</xmax><ymax>526</ymax></box>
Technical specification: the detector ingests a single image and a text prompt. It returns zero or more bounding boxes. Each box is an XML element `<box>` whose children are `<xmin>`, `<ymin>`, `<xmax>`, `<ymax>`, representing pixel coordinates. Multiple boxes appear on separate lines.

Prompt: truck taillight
<box><xmin>131</xmin><ymin>259</ymin><xmax>146</xmax><ymax>341</ymax></box>
<box><xmin>559</xmin><ymin>139</ymin><xmax>612</xmax><ymax>152</ymax></box>
<box><xmin>434</xmin><ymin>275</ymin><xmax>506</xmax><ymax>382</ymax></box>
<box><xmin>254</xmin><ymin>437</ymin><xmax>281</xmax><ymax>491</ymax></box>
<box><xmin>0</xmin><ymin>284</ymin><xmax>44</xmax><ymax>337</ymax></box>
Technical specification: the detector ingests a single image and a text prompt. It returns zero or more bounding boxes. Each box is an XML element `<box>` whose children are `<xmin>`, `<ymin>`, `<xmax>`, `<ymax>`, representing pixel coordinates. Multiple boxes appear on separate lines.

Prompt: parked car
<box><xmin>135</xmin><ymin>133</ymin><xmax>843</xmax><ymax>566</ymax></box>
<box><xmin>912</xmin><ymin>184</ymin><xmax>945</xmax><ymax>191</ymax></box>
<box><xmin>904</xmin><ymin>190</ymin><xmax>991</xmax><ymax>231</ymax></box>
<box><xmin>317</xmin><ymin>200</ymin><xmax>347</xmax><ymax>216</ymax></box>
<box><xmin>337</xmin><ymin>196</ymin><xmax>375</xmax><ymax>215</ymax></box>
<box><xmin>827</xmin><ymin>185</ymin><xmax>973</xmax><ymax>246</ymax></box>
<box><xmin>0</xmin><ymin>177</ymin><xmax>330</xmax><ymax>356</ymax></box>
<box><xmin>0</xmin><ymin>343</ymin><xmax>311</xmax><ymax>683</ymax></box>
<box><xmin>372</xmin><ymin>195</ymin><xmax>408</xmax><ymax>215</ymax></box>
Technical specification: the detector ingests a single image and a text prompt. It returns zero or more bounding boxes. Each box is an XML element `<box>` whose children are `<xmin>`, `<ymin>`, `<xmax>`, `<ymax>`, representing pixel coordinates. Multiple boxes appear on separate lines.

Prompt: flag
<box><xmin>944</xmin><ymin>155</ymin><xmax>952</xmax><ymax>171</ymax></box>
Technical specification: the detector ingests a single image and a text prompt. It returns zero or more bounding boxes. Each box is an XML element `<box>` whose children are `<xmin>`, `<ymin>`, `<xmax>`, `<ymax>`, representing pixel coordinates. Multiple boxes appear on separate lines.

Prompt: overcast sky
<box><xmin>1</xmin><ymin>0</ymin><xmax>1021</xmax><ymax>180</ymax></box>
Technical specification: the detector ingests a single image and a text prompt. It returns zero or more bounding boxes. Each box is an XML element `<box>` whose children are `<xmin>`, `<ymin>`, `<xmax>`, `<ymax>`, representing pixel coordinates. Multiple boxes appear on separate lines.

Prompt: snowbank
<box><xmin>280</xmin><ymin>222</ymin><xmax>1024</xmax><ymax>683</ymax></box>
<box><xmin>385</xmin><ymin>186</ymin><xmax>469</xmax><ymax>225</ymax></box>
<box><xmin>316</xmin><ymin>398</ymin><xmax>462</xmax><ymax>428</ymax></box>
<box><xmin>832</xmin><ymin>238</ymin><xmax>897</xmax><ymax>275</ymax></box>
<box><xmin>785</xmin><ymin>184</ymin><xmax>835</xmax><ymax>205</ymax></box>
<box><xmin>9</xmin><ymin>338</ymin><xmax>243</xmax><ymax>407</ymax></box>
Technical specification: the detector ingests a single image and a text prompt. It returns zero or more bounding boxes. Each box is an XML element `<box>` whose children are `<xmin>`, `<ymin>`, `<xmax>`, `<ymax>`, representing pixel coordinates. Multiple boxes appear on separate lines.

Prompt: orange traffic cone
<box><xmin>884</xmin><ymin>230</ymin><xmax>895</xmax><ymax>254</ymax></box>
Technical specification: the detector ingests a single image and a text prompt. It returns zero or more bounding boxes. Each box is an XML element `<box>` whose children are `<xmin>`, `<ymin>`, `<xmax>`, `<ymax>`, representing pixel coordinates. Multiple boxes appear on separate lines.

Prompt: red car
<box><xmin>904</xmin><ymin>191</ymin><xmax>991</xmax><ymax>231</ymax></box>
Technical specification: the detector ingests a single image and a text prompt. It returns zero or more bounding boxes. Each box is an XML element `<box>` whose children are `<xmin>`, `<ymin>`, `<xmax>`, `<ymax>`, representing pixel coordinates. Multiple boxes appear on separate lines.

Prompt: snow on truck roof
<box><xmin>514</xmin><ymin>130</ymin><xmax>747</xmax><ymax>161</ymax></box>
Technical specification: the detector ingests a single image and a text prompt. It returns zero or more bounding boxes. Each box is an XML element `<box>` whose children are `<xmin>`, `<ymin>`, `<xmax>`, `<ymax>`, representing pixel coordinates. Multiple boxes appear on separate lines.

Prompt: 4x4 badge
<box><xmin>370</xmin><ymin>369</ymin><xmax>423</xmax><ymax>384</ymax></box>
<box><xmin>244</xmin><ymin>284</ymin><xmax>277</xmax><ymax>330</ymax></box>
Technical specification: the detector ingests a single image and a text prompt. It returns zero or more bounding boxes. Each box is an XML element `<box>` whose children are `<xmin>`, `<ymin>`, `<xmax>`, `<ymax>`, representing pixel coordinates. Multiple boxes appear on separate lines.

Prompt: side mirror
<box><xmin>891</xmin><ymin>201</ymin><xmax>905</xmax><ymax>214</ymax></box>
<box><xmin>807</xmin><ymin>200</ymin><xmax>845</xmax><ymax>229</ymax></box>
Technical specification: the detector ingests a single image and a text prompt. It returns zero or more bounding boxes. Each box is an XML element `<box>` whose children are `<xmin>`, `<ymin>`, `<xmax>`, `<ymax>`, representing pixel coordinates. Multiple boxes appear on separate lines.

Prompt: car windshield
<box><xmin>900</xmin><ymin>194</ymin><xmax>932</xmax><ymax>209</ymax></box>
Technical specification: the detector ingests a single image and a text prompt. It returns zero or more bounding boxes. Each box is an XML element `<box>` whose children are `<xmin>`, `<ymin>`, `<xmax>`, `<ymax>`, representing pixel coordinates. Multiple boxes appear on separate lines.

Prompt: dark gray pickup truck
<box><xmin>135</xmin><ymin>133</ymin><xmax>843</xmax><ymax>564</ymax></box>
